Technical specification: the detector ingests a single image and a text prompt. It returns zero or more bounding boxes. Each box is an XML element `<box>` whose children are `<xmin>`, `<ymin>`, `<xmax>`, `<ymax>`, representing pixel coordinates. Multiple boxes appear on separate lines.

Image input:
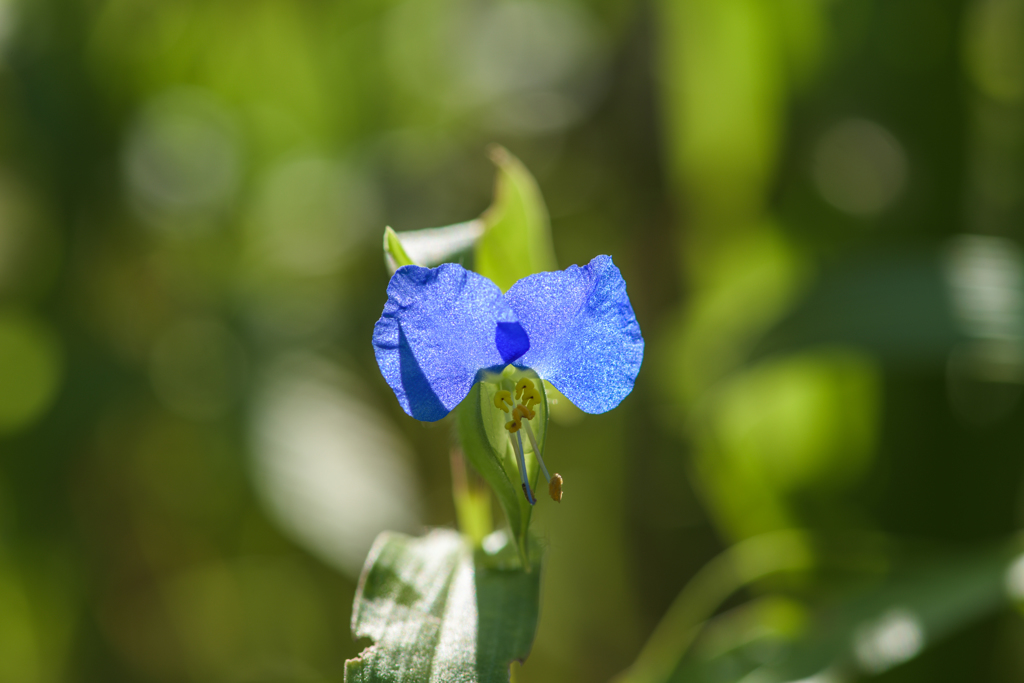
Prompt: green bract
<box><xmin>457</xmin><ymin>368</ymin><xmax>549</xmax><ymax>565</ymax></box>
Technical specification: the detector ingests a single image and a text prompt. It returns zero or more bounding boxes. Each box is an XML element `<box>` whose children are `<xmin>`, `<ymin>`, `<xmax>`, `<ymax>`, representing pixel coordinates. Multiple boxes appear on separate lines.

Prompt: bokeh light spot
<box><xmin>1004</xmin><ymin>552</ymin><xmax>1024</xmax><ymax>600</ymax></box>
<box><xmin>945</xmin><ymin>235</ymin><xmax>1024</xmax><ymax>350</ymax></box>
<box><xmin>386</xmin><ymin>0</ymin><xmax>605</xmax><ymax>133</ymax></box>
<box><xmin>251</xmin><ymin>354</ymin><xmax>422</xmax><ymax>578</ymax></box>
<box><xmin>247</xmin><ymin>155</ymin><xmax>380</xmax><ymax>276</ymax></box>
<box><xmin>0</xmin><ymin>311</ymin><xmax>63</xmax><ymax>434</ymax></box>
<box><xmin>813</xmin><ymin>119</ymin><xmax>908</xmax><ymax>217</ymax></box>
<box><xmin>123</xmin><ymin>88</ymin><xmax>241</xmax><ymax>235</ymax></box>
<box><xmin>944</xmin><ymin>235</ymin><xmax>1024</xmax><ymax>422</ymax></box>
<box><xmin>853</xmin><ymin>608</ymin><xmax>925</xmax><ymax>674</ymax></box>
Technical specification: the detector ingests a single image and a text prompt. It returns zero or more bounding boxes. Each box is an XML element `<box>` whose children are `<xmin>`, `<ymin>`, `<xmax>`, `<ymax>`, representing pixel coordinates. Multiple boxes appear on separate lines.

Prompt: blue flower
<box><xmin>373</xmin><ymin>255</ymin><xmax>644</xmax><ymax>502</ymax></box>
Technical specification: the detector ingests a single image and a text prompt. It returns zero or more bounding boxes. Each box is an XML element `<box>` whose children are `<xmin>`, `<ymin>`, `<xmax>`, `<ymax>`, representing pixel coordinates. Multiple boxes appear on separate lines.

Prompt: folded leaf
<box><xmin>384</xmin><ymin>222</ymin><xmax>485</xmax><ymax>274</ymax></box>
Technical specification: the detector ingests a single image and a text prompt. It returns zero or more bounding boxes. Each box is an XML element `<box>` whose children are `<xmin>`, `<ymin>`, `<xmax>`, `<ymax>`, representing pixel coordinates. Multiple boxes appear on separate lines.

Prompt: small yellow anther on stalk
<box><xmin>494</xmin><ymin>390</ymin><xmax>514</xmax><ymax>413</ymax></box>
<box><xmin>522</xmin><ymin>389</ymin><xmax>540</xmax><ymax>409</ymax></box>
<box><xmin>549</xmin><ymin>474</ymin><xmax>563</xmax><ymax>503</ymax></box>
<box><xmin>504</xmin><ymin>403</ymin><xmax>536</xmax><ymax>433</ymax></box>
<box><xmin>514</xmin><ymin>403</ymin><xmax>535</xmax><ymax>421</ymax></box>
<box><xmin>515</xmin><ymin>377</ymin><xmax>541</xmax><ymax>409</ymax></box>
<box><xmin>514</xmin><ymin>377</ymin><xmax>534</xmax><ymax>399</ymax></box>
<box><xmin>505</xmin><ymin>410</ymin><xmax>522</xmax><ymax>432</ymax></box>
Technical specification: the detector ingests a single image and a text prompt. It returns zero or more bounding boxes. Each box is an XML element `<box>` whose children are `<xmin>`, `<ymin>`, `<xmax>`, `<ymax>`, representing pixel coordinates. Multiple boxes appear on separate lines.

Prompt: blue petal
<box><xmin>504</xmin><ymin>255</ymin><xmax>644</xmax><ymax>414</ymax></box>
<box><xmin>373</xmin><ymin>264</ymin><xmax>528</xmax><ymax>421</ymax></box>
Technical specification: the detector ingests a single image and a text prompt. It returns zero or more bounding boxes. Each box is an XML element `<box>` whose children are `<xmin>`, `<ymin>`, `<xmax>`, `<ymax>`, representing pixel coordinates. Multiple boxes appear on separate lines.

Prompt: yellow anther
<box><xmin>504</xmin><ymin>379</ymin><xmax>542</xmax><ymax>433</ymax></box>
<box><xmin>514</xmin><ymin>403</ymin><xmax>535</xmax><ymax>421</ymax></box>
<box><xmin>521</xmin><ymin>387</ymin><xmax>540</xmax><ymax>409</ymax></box>
<box><xmin>515</xmin><ymin>377</ymin><xmax>536</xmax><ymax>401</ymax></box>
<box><xmin>549</xmin><ymin>474</ymin><xmax>563</xmax><ymax>503</ymax></box>
<box><xmin>494</xmin><ymin>390</ymin><xmax>514</xmax><ymax>413</ymax></box>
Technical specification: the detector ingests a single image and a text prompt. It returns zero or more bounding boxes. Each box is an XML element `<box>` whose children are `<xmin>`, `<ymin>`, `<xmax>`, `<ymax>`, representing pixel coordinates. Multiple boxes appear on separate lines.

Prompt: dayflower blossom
<box><xmin>373</xmin><ymin>255</ymin><xmax>643</xmax><ymax>504</ymax></box>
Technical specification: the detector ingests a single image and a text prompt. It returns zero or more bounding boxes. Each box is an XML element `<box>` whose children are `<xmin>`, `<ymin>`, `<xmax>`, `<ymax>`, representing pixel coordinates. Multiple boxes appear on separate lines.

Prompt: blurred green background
<box><xmin>4</xmin><ymin>0</ymin><xmax>1024</xmax><ymax>681</ymax></box>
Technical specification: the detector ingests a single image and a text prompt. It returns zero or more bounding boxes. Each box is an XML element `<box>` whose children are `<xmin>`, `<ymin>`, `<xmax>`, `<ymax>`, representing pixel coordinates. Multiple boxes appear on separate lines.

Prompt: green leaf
<box><xmin>474</xmin><ymin>146</ymin><xmax>557</xmax><ymax>292</ymax></box>
<box><xmin>383</xmin><ymin>226</ymin><xmax>416</xmax><ymax>270</ymax></box>
<box><xmin>456</xmin><ymin>374</ymin><xmax>549</xmax><ymax>566</ymax></box>
<box><xmin>345</xmin><ymin>528</ymin><xmax>542</xmax><ymax>683</ymax></box>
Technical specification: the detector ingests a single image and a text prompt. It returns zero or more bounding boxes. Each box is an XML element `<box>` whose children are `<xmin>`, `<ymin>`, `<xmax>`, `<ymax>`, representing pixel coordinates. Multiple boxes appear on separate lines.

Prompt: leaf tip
<box><xmin>487</xmin><ymin>143</ymin><xmax>511</xmax><ymax>166</ymax></box>
<box><xmin>383</xmin><ymin>226</ymin><xmax>415</xmax><ymax>271</ymax></box>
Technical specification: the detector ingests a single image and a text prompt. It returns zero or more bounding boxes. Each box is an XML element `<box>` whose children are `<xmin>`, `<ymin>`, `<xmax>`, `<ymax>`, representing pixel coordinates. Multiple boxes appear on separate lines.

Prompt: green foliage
<box><xmin>693</xmin><ymin>350</ymin><xmax>881</xmax><ymax>540</ymax></box>
<box><xmin>671</xmin><ymin>542</ymin><xmax>1024</xmax><ymax>683</ymax></box>
<box><xmin>474</xmin><ymin>146</ymin><xmax>557</xmax><ymax>292</ymax></box>
<box><xmin>751</xmin><ymin>240</ymin><xmax>1024</xmax><ymax>370</ymax></box>
<box><xmin>752</xmin><ymin>543</ymin><xmax>1022</xmax><ymax>682</ymax></box>
<box><xmin>346</xmin><ymin>529</ymin><xmax>542</xmax><ymax>683</ymax></box>
<box><xmin>616</xmin><ymin>530</ymin><xmax>815</xmax><ymax>683</ymax></box>
<box><xmin>456</xmin><ymin>375</ymin><xmax>548</xmax><ymax>567</ymax></box>
<box><xmin>619</xmin><ymin>533</ymin><xmax>1024</xmax><ymax>683</ymax></box>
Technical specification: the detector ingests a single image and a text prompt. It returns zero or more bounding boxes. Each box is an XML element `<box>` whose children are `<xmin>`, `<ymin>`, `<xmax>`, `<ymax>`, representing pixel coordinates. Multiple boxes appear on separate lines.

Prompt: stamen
<box><xmin>505</xmin><ymin>404</ymin><xmax>534</xmax><ymax>433</ymax></box>
<box><xmin>502</xmin><ymin>376</ymin><xmax>559</xmax><ymax>504</ymax></box>
<box><xmin>521</xmin><ymin>385</ymin><xmax>541</xmax><ymax>409</ymax></box>
<box><xmin>515</xmin><ymin>377</ymin><xmax>534</xmax><ymax>401</ymax></box>
<box><xmin>509</xmin><ymin>432</ymin><xmax>536</xmax><ymax>505</ymax></box>
<box><xmin>549</xmin><ymin>474</ymin><xmax>563</xmax><ymax>502</ymax></box>
<box><xmin>521</xmin><ymin>419</ymin><xmax>550</xmax><ymax>483</ymax></box>
<box><xmin>494</xmin><ymin>390</ymin><xmax>513</xmax><ymax>413</ymax></box>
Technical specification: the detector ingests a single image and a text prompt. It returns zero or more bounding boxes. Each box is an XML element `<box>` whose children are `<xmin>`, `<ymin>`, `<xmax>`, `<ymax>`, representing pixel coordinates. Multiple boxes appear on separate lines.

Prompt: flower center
<box><xmin>493</xmin><ymin>376</ymin><xmax>563</xmax><ymax>504</ymax></box>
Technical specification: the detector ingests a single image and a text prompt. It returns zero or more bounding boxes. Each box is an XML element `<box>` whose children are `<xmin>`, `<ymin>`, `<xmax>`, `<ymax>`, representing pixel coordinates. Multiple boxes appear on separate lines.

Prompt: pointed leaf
<box><xmin>475</xmin><ymin>146</ymin><xmax>557</xmax><ymax>292</ymax></box>
<box><xmin>346</xmin><ymin>529</ymin><xmax>542</xmax><ymax>683</ymax></box>
<box><xmin>384</xmin><ymin>226</ymin><xmax>416</xmax><ymax>271</ymax></box>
